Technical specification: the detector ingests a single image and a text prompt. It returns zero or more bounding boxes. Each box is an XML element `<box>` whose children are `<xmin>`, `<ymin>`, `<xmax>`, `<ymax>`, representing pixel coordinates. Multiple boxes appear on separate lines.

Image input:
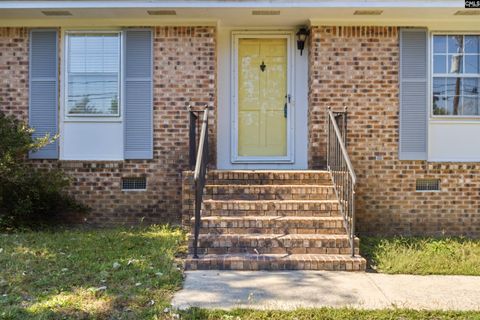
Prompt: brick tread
<box><xmin>192</xmin><ymin>233</ymin><xmax>356</xmax><ymax>241</ymax></box>
<box><xmin>185</xmin><ymin>253</ymin><xmax>366</xmax><ymax>271</ymax></box>
<box><xmin>196</xmin><ymin>216</ymin><xmax>343</xmax><ymax>222</ymax></box>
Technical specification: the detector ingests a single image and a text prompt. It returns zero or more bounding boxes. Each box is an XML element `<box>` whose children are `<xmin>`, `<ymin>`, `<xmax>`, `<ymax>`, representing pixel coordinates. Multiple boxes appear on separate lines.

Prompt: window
<box><xmin>66</xmin><ymin>32</ymin><xmax>121</xmax><ymax>116</ymax></box>
<box><xmin>432</xmin><ymin>35</ymin><xmax>480</xmax><ymax>116</ymax></box>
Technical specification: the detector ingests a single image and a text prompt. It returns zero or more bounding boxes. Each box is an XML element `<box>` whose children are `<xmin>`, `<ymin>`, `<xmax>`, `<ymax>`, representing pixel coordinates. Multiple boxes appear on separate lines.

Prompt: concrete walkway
<box><xmin>172</xmin><ymin>271</ymin><xmax>480</xmax><ymax>311</ymax></box>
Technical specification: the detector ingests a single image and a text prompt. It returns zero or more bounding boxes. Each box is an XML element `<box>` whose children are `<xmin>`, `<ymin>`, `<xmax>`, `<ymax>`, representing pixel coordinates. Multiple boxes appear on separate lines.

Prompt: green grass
<box><xmin>0</xmin><ymin>225</ymin><xmax>187</xmax><ymax>319</ymax></box>
<box><xmin>178</xmin><ymin>308</ymin><xmax>480</xmax><ymax>320</ymax></box>
<box><xmin>2</xmin><ymin>229</ymin><xmax>480</xmax><ymax>319</ymax></box>
<box><xmin>361</xmin><ymin>237</ymin><xmax>480</xmax><ymax>275</ymax></box>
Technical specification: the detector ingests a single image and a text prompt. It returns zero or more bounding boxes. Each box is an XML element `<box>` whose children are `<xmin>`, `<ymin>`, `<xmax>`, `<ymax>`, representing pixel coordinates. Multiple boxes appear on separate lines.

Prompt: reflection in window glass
<box><xmin>433</xmin><ymin>55</ymin><xmax>446</xmax><ymax>73</ymax></box>
<box><xmin>433</xmin><ymin>35</ymin><xmax>447</xmax><ymax>53</ymax></box>
<box><xmin>66</xmin><ymin>33</ymin><xmax>120</xmax><ymax>116</ymax></box>
<box><xmin>432</xmin><ymin>35</ymin><xmax>480</xmax><ymax>116</ymax></box>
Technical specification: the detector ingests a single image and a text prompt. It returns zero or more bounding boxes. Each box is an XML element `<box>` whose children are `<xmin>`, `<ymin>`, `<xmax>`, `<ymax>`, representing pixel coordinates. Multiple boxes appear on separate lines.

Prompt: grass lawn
<box><xmin>0</xmin><ymin>225</ymin><xmax>187</xmax><ymax>319</ymax></box>
<box><xmin>179</xmin><ymin>308</ymin><xmax>480</xmax><ymax>320</ymax></box>
<box><xmin>361</xmin><ymin>237</ymin><xmax>480</xmax><ymax>275</ymax></box>
<box><xmin>1</xmin><ymin>228</ymin><xmax>480</xmax><ymax>319</ymax></box>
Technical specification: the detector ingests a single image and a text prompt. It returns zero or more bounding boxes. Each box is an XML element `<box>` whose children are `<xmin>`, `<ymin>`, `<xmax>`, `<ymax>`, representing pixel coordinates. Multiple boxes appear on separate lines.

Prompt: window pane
<box><xmin>448</xmin><ymin>35</ymin><xmax>464</xmax><ymax>54</ymax></box>
<box><xmin>433</xmin><ymin>36</ymin><xmax>447</xmax><ymax>54</ymax></box>
<box><xmin>446</xmin><ymin>78</ymin><xmax>462</xmax><ymax>95</ymax></box>
<box><xmin>465</xmin><ymin>36</ymin><xmax>480</xmax><ymax>54</ymax></box>
<box><xmin>68</xmin><ymin>74</ymin><xmax>119</xmax><ymax>115</ymax></box>
<box><xmin>433</xmin><ymin>77</ymin><xmax>446</xmax><ymax>95</ymax></box>
<box><xmin>463</xmin><ymin>78</ymin><xmax>479</xmax><ymax>96</ymax></box>
<box><xmin>465</xmin><ymin>55</ymin><xmax>479</xmax><ymax>74</ymax></box>
<box><xmin>432</xmin><ymin>95</ymin><xmax>448</xmax><ymax>115</ymax></box>
<box><xmin>433</xmin><ymin>55</ymin><xmax>446</xmax><ymax>73</ymax></box>
<box><xmin>67</xmin><ymin>33</ymin><xmax>120</xmax><ymax>116</ymax></box>
<box><xmin>463</xmin><ymin>97</ymin><xmax>479</xmax><ymax>115</ymax></box>
<box><xmin>446</xmin><ymin>96</ymin><xmax>462</xmax><ymax>115</ymax></box>
<box><xmin>448</xmin><ymin>55</ymin><xmax>463</xmax><ymax>73</ymax></box>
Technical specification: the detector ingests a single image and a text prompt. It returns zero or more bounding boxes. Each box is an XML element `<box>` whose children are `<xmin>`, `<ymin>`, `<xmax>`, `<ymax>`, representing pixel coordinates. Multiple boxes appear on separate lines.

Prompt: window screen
<box><xmin>66</xmin><ymin>32</ymin><xmax>121</xmax><ymax>116</ymax></box>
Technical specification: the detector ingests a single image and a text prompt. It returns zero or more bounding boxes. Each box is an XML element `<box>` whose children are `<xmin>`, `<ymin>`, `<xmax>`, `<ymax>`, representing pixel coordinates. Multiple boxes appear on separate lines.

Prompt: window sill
<box><xmin>63</xmin><ymin>118</ymin><xmax>122</xmax><ymax>123</ymax></box>
<box><xmin>430</xmin><ymin>117</ymin><xmax>480</xmax><ymax>124</ymax></box>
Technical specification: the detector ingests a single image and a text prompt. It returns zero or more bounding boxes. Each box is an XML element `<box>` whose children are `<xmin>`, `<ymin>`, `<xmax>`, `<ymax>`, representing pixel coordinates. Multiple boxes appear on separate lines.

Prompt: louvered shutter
<box><xmin>124</xmin><ymin>29</ymin><xmax>153</xmax><ymax>159</ymax></box>
<box><xmin>29</xmin><ymin>29</ymin><xmax>59</xmax><ymax>159</ymax></box>
<box><xmin>399</xmin><ymin>28</ymin><xmax>428</xmax><ymax>160</ymax></box>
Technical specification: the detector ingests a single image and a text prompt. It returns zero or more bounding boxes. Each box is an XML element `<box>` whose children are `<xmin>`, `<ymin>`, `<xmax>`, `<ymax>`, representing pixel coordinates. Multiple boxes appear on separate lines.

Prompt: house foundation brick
<box><xmin>308</xmin><ymin>26</ymin><xmax>480</xmax><ymax>236</ymax></box>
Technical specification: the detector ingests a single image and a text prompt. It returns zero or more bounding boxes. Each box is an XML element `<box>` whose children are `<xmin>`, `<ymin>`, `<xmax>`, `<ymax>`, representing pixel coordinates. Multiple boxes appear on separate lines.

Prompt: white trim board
<box><xmin>217</xmin><ymin>27</ymin><xmax>308</xmax><ymax>170</ymax></box>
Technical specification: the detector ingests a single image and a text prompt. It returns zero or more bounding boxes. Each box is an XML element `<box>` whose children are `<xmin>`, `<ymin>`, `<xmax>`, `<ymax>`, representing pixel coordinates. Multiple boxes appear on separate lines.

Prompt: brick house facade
<box><xmin>308</xmin><ymin>26</ymin><xmax>480</xmax><ymax>236</ymax></box>
<box><xmin>1</xmin><ymin>26</ymin><xmax>216</xmax><ymax>225</ymax></box>
<box><xmin>1</xmin><ymin>2</ymin><xmax>479</xmax><ymax>237</ymax></box>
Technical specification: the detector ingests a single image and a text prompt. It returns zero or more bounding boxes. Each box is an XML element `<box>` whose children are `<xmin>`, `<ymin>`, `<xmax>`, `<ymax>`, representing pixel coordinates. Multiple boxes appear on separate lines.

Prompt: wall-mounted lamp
<box><xmin>296</xmin><ymin>28</ymin><xmax>310</xmax><ymax>56</ymax></box>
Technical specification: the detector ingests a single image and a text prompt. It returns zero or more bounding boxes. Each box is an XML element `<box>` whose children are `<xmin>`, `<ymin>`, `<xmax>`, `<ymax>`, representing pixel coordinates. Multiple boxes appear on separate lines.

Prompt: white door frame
<box><xmin>231</xmin><ymin>31</ymin><xmax>295</xmax><ymax>164</ymax></box>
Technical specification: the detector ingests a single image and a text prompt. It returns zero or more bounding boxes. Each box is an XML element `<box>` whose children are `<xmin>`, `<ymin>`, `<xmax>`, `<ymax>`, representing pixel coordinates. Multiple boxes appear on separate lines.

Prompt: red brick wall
<box><xmin>0</xmin><ymin>26</ymin><xmax>216</xmax><ymax>225</ymax></box>
<box><xmin>308</xmin><ymin>26</ymin><xmax>480</xmax><ymax>236</ymax></box>
<box><xmin>0</xmin><ymin>28</ymin><xmax>29</xmax><ymax>118</ymax></box>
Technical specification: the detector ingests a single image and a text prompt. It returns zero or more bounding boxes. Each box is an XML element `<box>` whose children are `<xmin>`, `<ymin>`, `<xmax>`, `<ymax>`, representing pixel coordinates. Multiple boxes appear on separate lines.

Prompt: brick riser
<box><xmin>202</xmin><ymin>200</ymin><xmax>340</xmax><ymax>217</ymax></box>
<box><xmin>186</xmin><ymin>254</ymin><xmax>366</xmax><ymax>271</ymax></box>
<box><xmin>207</xmin><ymin>170</ymin><xmax>333</xmax><ymax>185</ymax></box>
<box><xmin>189</xmin><ymin>234</ymin><xmax>360</xmax><ymax>255</ymax></box>
<box><xmin>197</xmin><ymin>216</ymin><xmax>346</xmax><ymax>234</ymax></box>
<box><xmin>205</xmin><ymin>185</ymin><xmax>336</xmax><ymax>201</ymax></box>
<box><xmin>185</xmin><ymin>170</ymin><xmax>366</xmax><ymax>271</ymax></box>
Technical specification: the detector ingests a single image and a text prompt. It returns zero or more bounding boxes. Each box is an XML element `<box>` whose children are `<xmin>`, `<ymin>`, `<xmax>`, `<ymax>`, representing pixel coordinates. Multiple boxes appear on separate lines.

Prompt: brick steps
<box><xmin>202</xmin><ymin>199</ymin><xmax>341</xmax><ymax>217</ymax></box>
<box><xmin>205</xmin><ymin>184</ymin><xmax>336</xmax><ymax>201</ymax></box>
<box><xmin>185</xmin><ymin>253</ymin><xmax>366</xmax><ymax>271</ymax></box>
<box><xmin>195</xmin><ymin>216</ymin><xmax>345</xmax><ymax>234</ymax></box>
<box><xmin>208</xmin><ymin>170</ymin><xmax>331</xmax><ymax>185</ymax></box>
<box><xmin>184</xmin><ymin>170</ymin><xmax>365</xmax><ymax>272</ymax></box>
<box><xmin>189</xmin><ymin>233</ymin><xmax>360</xmax><ymax>255</ymax></box>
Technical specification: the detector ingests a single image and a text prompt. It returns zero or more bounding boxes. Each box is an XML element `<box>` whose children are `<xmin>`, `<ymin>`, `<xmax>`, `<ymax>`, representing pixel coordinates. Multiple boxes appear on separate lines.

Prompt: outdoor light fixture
<box><xmin>296</xmin><ymin>28</ymin><xmax>310</xmax><ymax>56</ymax></box>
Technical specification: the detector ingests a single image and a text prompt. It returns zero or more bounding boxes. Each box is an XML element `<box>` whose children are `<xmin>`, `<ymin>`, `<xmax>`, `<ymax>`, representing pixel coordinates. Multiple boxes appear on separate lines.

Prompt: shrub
<box><xmin>0</xmin><ymin>111</ymin><xmax>86</xmax><ymax>228</ymax></box>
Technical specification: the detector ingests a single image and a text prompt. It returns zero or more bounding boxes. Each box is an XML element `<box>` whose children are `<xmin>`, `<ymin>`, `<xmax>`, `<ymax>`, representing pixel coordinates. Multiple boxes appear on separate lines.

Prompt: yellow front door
<box><xmin>238</xmin><ymin>38</ymin><xmax>288</xmax><ymax>157</ymax></box>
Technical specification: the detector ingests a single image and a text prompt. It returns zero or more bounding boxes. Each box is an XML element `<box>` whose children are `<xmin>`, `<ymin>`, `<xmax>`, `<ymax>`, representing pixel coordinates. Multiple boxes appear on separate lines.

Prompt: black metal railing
<box><xmin>189</xmin><ymin>105</ymin><xmax>209</xmax><ymax>259</ymax></box>
<box><xmin>326</xmin><ymin>107</ymin><xmax>357</xmax><ymax>257</ymax></box>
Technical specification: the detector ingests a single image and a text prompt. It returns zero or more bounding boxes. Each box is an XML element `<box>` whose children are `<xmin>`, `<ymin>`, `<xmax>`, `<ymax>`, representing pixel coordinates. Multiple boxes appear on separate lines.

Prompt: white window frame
<box><xmin>64</xmin><ymin>30</ymin><xmax>123</xmax><ymax>120</ymax></box>
<box><xmin>430</xmin><ymin>32</ymin><xmax>480</xmax><ymax>120</ymax></box>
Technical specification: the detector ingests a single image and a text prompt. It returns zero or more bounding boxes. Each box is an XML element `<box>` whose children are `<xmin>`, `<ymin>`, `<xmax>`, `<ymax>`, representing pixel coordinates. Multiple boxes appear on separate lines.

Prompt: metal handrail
<box><xmin>194</xmin><ymin>108</ymin><xmax>208</xmax><ymax>181</ymax></box>
<box><xmin>326</xmin><ymin>107</ymin><xmax>357</xmax><ymax>257</ymax></box>
<box><xmin>189</xmin><ymin>105</ymin><xmax>209</xmax><ymax>259</ymax></box>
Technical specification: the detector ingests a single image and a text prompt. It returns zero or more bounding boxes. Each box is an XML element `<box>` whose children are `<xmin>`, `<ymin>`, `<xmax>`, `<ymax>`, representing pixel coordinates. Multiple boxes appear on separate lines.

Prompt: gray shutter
<box><xmin>29</xmin><ymin>29</ymin><xmax>58</xmax><ymax>159</ymax></box>
<box><xmin>399</xmin><ymin>28</ymin><xmax>428</xmax><ymax>160</ymax></box>
<box><xmin>124</xmin><ymin>29</ymin><xmax>153</xmax><ymax>159</ymax></box>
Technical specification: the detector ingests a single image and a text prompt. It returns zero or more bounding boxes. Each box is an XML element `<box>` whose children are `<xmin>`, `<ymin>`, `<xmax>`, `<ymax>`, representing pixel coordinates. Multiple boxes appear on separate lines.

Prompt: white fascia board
<box><xmin>0</xmin><ymin>1</ymin><xmax>466</xmax><ymax>9</ymax></box>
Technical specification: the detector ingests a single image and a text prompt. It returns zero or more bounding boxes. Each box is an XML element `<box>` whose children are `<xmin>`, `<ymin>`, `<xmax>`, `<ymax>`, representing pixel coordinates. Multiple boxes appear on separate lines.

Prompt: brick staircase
<box><xmin>185</xmin><ymin>170</ymin><xmax>366</xmax><ymax>271</ymax></box>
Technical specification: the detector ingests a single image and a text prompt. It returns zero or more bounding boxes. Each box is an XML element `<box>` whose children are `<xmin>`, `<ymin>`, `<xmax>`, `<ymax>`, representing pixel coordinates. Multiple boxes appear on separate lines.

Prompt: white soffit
<box><xmin>0</xmin><ymin>5</ymin><xmax>478</xmax><ymax>28</ymax></box>
<box><xmin>0</xmin><ymin>1</ymin><xmax>467</xmax><ymax>10</ymax></box>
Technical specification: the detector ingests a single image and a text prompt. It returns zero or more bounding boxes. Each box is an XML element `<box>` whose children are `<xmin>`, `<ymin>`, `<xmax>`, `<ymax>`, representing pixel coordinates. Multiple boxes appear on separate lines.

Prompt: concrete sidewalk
<box><xmin>172</xmin><ymin>271</ymin><xmax>480</xmax><ymax>311</ymax></box>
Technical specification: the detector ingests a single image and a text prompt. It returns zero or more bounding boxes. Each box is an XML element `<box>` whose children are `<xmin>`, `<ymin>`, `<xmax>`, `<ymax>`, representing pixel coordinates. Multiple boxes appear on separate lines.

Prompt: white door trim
<box><xmin>230</xmin><ymin>31</ymin><xmax>295</xmax><ymax>164</ymax></box>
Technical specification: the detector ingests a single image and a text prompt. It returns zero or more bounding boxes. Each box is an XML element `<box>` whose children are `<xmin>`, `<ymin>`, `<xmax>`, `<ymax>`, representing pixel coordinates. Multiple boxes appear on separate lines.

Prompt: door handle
<box><xmin>284</xmin><ymin>94</ymin><xmax>291</xmax><ymax>118</ymax></box>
